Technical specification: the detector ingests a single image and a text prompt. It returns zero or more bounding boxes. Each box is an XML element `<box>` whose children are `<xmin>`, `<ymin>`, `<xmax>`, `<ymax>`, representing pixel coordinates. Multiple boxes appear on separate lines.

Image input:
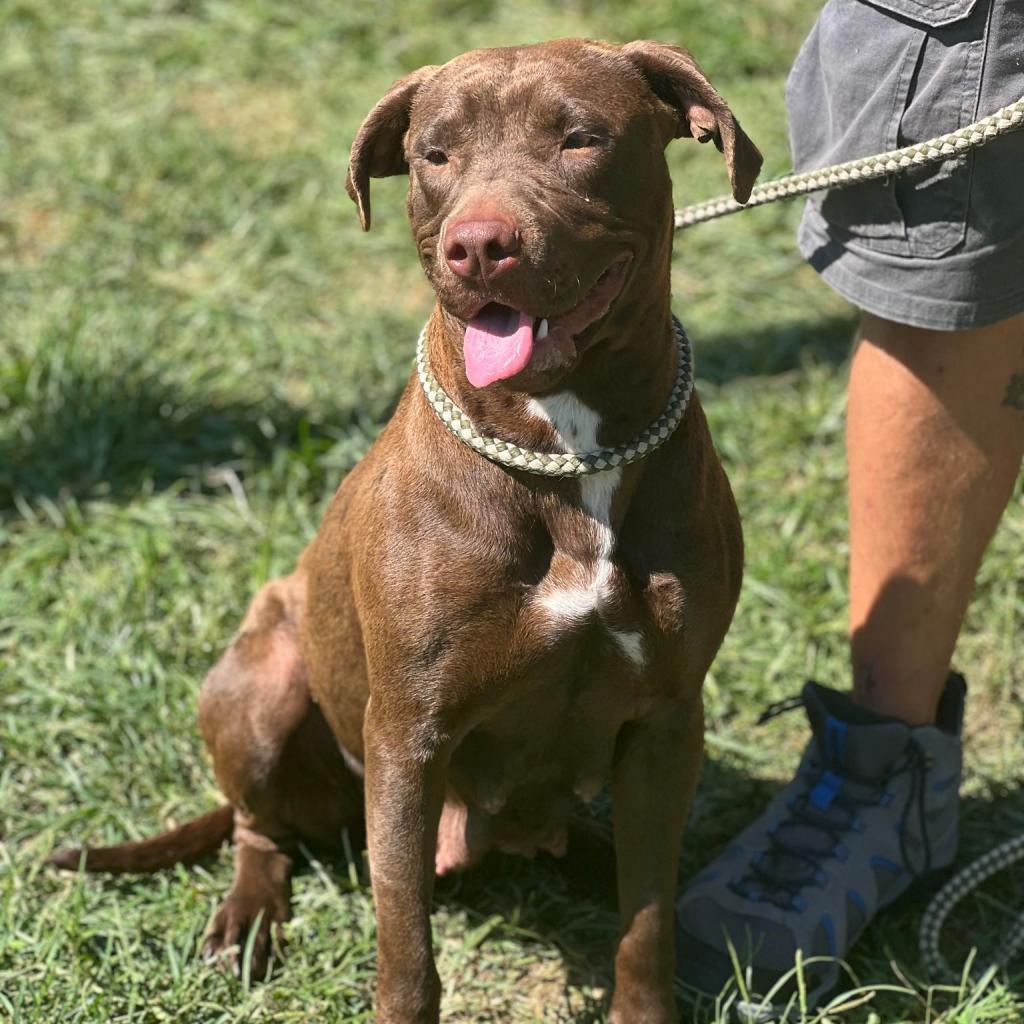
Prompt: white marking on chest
<box><xmin>527</xmin><ymin>393</ymin><xmax>645</xmax><ymax>669</ymax></box>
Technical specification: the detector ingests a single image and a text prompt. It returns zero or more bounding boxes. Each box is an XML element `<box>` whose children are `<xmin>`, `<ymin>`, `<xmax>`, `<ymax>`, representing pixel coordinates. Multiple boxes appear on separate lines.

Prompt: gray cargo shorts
<box><xmin>787</xmin><ymin>0</ymin><xmax>1024</xmax><ymax>330</ymax></box>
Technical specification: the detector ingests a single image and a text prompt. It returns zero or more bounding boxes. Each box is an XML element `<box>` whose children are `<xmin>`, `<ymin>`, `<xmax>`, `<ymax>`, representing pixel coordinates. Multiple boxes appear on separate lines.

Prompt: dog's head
<box><xmin>347</xmin><ymin>39</ymin><xmax>761</xmax><ymax>392</ymax></box>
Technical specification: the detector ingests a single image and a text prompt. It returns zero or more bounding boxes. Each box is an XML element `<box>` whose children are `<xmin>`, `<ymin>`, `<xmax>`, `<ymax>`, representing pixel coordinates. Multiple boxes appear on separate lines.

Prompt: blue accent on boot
<box><xmin>825</xmin><ymin>715</ymin><xmax>848</xmax><ymax>763</ymax></box>
<box><xmin>810</xmin><ymin>770</ymin><xmax>844</xmax><ymax>811</ymax></box>
<box><xmin>870</xmin><ymin>855</ymin><xmax>904</xmax><ymax>875</ymax></box>
<box><xmin>820</xmin><ymin>914</ymin><xmax>836</xmax><ymax>954</ymax></box>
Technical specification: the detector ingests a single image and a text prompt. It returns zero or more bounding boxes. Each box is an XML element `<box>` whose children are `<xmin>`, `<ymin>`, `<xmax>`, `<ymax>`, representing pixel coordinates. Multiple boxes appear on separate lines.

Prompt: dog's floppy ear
<box><xmin>622</xmin><ymin>40</ymin><xmax>763</xmax><ymax>203</ymax></box>
<box><xmin>346</xmin><ymin>65</ymin><xmax>440</xmax><ymax>231</ymax></box>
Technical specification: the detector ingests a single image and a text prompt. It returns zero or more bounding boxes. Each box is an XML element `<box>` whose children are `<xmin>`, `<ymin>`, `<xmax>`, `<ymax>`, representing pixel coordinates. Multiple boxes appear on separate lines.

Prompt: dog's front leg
<box><xmin>363</xmin><ymin>699</ymin><xmax>449</xmax><ymax>1024</ymax></box>
<box><xmin>609</xmin><ymin>699</ymin><xmax>704</xmax><ymax>1024</ymax></box>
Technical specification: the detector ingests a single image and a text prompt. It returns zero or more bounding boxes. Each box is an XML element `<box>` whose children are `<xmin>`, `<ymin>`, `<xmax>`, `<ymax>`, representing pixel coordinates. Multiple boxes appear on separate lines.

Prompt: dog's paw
<box><xmin>201</xmin><ymin>894</ymin><xmax>287</xmax><ymax>981</ymax></box>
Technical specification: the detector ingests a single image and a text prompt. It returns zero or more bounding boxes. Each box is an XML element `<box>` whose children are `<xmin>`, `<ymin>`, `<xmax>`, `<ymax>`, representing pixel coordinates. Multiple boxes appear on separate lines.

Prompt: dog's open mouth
<box><xmin>462</xmin><ymin>257</ymin><xmax>630</xmax><ymax>388</ymax></box>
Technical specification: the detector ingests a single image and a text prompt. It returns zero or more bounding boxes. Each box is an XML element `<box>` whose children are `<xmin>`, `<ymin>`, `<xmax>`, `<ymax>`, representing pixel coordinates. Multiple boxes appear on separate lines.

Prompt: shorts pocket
<box><xmin>787</xmin><ymin>0</ymin><xmax>990</xmax><ymax>259</ymax></box>
<box><xmin>861</xmin><ymin>0</ymin><xmax>978</xmax><ymax>28</ymax></box>
<box><xmin>891</xmin><ymin>21</ymin><xmax>987</xmax><ymax>257</ymax></box>
<box><xmin>787</xmin><ymin>1</ymin><xmax>927</xmax><ymax>253</ymax></box>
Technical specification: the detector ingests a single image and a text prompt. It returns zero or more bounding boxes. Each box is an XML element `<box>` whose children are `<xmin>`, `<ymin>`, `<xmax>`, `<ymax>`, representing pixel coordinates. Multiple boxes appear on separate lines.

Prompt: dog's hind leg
<box><xmin>196</xmin><ymin>571</ymin><xmax>364</xmax><ymax>977</ymax></box>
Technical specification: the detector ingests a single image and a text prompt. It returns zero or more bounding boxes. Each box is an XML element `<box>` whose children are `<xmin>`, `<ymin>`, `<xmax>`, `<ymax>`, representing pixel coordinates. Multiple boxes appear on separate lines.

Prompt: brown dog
<box><xmin>50</xmin><ymin>39</ymin><xmax>759</xmax><ymax>1023</ymax></box>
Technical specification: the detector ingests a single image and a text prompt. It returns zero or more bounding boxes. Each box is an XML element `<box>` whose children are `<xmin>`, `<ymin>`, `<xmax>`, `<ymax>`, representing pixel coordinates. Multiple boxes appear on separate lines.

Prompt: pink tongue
<box><xmin>463</xmin><ymin>305</ymin><xmax>535</xmax><ymax>388</ymax></box>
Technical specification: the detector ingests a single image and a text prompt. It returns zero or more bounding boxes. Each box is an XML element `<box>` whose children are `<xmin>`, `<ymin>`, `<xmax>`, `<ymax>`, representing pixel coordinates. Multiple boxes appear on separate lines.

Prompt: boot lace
<box><xmin>728</xmin><ymin>693</ymin><xmax>934</xmax><ymax>912</ymax></box>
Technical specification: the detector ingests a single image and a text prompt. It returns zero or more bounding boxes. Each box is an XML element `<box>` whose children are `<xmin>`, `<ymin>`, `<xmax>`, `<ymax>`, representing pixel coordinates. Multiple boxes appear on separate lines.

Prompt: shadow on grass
<box><xmin>0</xmin><ymin>369</ymin><xmax>405</xmax><ymax>513</ymax></box>
<box><xmin>421</xmin><ymin>754</ymin><xmax>778</xmax><ymax>1021</ymax></box>
<box><xmin>697</xmin><ymin>313</ymin><xmax>856</xmax><ymax>385</ymax></box>
<box><xmin>1</xmin><ymin>313</ymin><xmax>856</xmax><ymax>515</ymax></box>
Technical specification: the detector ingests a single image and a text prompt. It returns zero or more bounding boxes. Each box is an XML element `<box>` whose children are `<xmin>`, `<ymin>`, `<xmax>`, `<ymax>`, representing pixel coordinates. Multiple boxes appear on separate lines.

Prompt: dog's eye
<box><xmin>562</xmin><ymin>131</ymin><xmax>599</xmax><ymax>151</ymax></box>
<box><xmin>424</xmin><ymin>149</ymin><xmax>449</xmax><ymax>166</ymax></box>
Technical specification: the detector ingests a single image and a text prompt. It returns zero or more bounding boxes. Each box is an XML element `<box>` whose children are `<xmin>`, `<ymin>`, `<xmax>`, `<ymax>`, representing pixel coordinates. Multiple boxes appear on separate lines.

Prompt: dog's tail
<box><xmin>48</xmin><ymin>804</ymin><xmax>234</xmax><ymax>874</ymax></box>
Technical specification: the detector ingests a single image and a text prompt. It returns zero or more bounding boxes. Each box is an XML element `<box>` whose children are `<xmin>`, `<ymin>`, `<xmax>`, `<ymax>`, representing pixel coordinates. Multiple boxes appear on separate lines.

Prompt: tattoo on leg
<box><xmin>1003</xmin><ymin>372</ymin><xmax>1024</xmax><ymax>412</ymax></box>
<box><xmin>853</xmin><ymin>662</ymin><xmax>879</xmax><ymax>701</ymax></box>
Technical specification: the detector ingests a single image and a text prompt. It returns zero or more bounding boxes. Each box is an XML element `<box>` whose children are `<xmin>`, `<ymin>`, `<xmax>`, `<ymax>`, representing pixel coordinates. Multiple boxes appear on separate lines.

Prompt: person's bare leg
<box><xmin>847</xmin><ymin>311</ymin><xmax>1024</xmax><ymax>725</ymax></box>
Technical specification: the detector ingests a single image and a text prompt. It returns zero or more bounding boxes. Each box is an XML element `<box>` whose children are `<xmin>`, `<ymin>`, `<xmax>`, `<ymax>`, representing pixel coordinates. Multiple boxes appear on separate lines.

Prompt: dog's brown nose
<box><xmin>444</xmin><ymin>216</ymin><xmax>520</xmax><ymax>280</ymax></box>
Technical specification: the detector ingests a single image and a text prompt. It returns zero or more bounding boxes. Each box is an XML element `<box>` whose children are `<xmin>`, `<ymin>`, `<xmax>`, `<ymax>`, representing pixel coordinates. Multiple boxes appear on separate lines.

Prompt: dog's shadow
<box><xmin>420</xmin><ymin>754</ymin><xmax>782</xmax><ymax>1021</ymax></box>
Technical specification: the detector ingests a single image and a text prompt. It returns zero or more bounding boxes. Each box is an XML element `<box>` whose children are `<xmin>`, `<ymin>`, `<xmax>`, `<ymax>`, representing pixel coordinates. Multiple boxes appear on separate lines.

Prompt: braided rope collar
<box><xmin>416</xmin><ymin>316</ymin><xmax>693</xmax><ymax>477</ymax></box>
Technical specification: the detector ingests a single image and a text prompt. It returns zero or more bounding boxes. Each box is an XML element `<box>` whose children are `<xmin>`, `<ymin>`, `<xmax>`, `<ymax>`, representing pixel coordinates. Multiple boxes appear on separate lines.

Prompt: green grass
<box><xmin>1</xmin><ymin>1</ymin><xmax>1022</xmax><ymax>1021</ymax></box>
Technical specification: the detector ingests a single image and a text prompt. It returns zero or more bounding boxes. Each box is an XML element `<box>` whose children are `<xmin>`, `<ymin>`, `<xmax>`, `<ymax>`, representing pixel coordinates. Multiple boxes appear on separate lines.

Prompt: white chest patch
<box><xmin>527</xmin><ymin>393</ymin><xmax>646</xmax><ymax>671</ymax></box>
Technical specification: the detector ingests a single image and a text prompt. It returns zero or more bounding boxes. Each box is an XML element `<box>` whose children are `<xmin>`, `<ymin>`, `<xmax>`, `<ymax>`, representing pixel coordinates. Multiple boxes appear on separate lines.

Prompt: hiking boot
<box><xmin>676</xmin><ymin>673</ymin><xmax>966</xmax><ymax>1009</ymax></box>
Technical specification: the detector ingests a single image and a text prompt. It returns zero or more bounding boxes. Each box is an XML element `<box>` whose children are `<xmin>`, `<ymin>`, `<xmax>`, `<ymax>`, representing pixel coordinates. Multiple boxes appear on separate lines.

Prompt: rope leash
<box><xmin>417</xmin><ymin>317</ymin><xmax>693</xmax><ymax>476</ymax></box>
<box><xmin>673</xmin><ymin>96</ymin><xmax>1024</xmax><ymax>231</ymax></box>
<box><xmin>919</xmin><ymin>833</ymin><xmax>1024</xmax><ymax>981</ymax></box>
